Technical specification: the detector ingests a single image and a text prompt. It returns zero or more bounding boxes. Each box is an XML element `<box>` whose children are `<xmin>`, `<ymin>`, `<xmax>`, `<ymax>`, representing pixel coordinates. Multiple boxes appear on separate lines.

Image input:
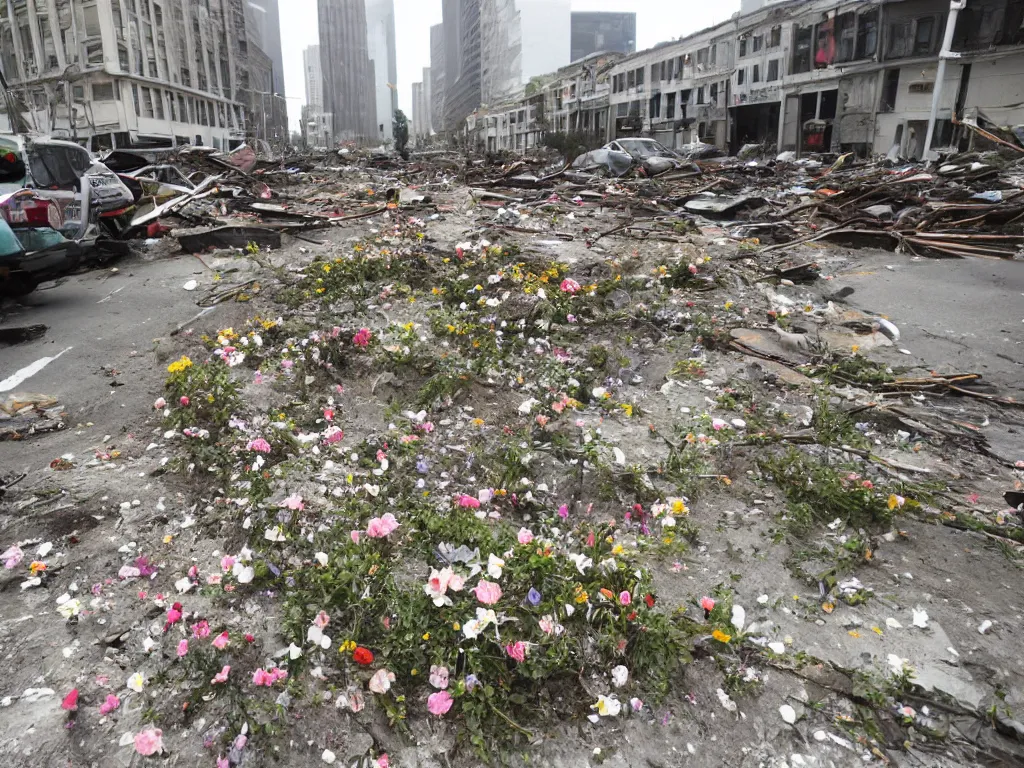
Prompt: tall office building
<box><xmin>365</xmin><ymin>0</ymin><xmax>398</xmax><ymax>140</ymax></box>
<box><xmin>570</xmin><ymin>11</ymin><xmax>636</xmax><ymax>61</ymax></box>
<box><xmin>443</xmin><ymin>0</ymin><xmax>481</xmax><ymax>132</ymax></box>
<box><xmin>429</xmin><ymin>24</ymin><xmax>447</xmax><ymax>136</ymax></box>
<box><xmin>304</xmin><ymin>46</ymin><xmax>324</xmax><ymax>110</ymax></box>
<box><xmin>246</xmin><ymin>0</ymin><xmax>287</xmax><ymax>96</ymax></box>
<box><xmin>480</xmin><ymin>0</ymin><xmax>570</xmax><ymax>105</ymax></box>
<box><xmin>318</xmin><ymin>0</ymin><xmax>376</xmax><ymax>141</ymax></box>
<box><xmin>423</xmin><ymin>67</ymin><xmax>433</xmax><ymax>137</ymax></box>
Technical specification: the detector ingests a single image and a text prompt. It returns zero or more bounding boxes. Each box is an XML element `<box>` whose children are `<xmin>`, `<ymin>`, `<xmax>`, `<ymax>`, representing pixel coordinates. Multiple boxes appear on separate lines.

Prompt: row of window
<box><xmin>610</xmin><ymin>43</ymin><xmax>723</xmax><ymax>94</ymax></box>
<box><xmin>738</xmin><ymin>26</ymin><xmax>782</xmax><ymax>57</ymax></box>
<box><xmin>615</xmin><ymin>80</ymin><xmax>728</xmax><ymax>121</ymax></box>
<box><xmin>736</xmin><ymin>59</ymin><xmax>781</xmax><ymax>85</ymax></box>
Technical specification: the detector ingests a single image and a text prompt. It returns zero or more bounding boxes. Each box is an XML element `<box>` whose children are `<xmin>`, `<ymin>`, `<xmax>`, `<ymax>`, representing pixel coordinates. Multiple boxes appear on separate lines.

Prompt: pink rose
<box><xmin>179</xmin><ymin>396</ymin><xmax>190</xmax><ymax>406</ymax></box>
<box><xmin>618</xmin><ymin>591</ymin><xmax>632</xmax><ymax>606</ymax></box>
<box><xmin>153</xmin><ymin>398</ymin><xmax>166</xmax><ymax>410</ymax></box>
<box><xmin>211</xmin><ymin>665</ymin><xmax>231</xmax><ymax>684</ymax></box>
<box><xmin>457</xmin><ymin>494</ymin><xmax>480</xmax><ymax>509</ymax></box>
<box><xmin>427</xmin><ymin>690</ymin><xmax>454</xmax><ymax>716</ymax></box>
<box><xmin>134</xmin><ymin>728</ymin><xmax>164</xmax><ymax>756</ymax></box>
<box><xmin>366</xmin><ymin>513</ymin><xmax>399</xmax><ymax>538</ymax></box>
<box><xmin>176</xmin><ymin>639</ymin><xmax>189</xmax><ymax>657</ymax></box>
<box><xmin>212</xmin><ymin>631</ymin><xmax>229</xmax><ymax>649</ymax></box>
<box><xmin>560</xmin><ymin>278</ymin><xmax>581</xmax><ymax>294</ymax></box>
<box><xmin>350</xmin><ymin>530</ymin><xmax>361</xmax><ymax>544</ymax></box>
<box><xmin>517</xmin><ymin>528</ymin><xmax>534</xmax><ymax>545</ymax></box>
<box><xmin>505</xmin><ymin>640</ymin><xmax>527</xmax><ymax>663</ymax></box>
<box><xmin>98</xmin><ymin>694</ymin><xmax>120</xmax><ymax>715</ymax></box>
<box><xmin>473</xmin><ymin>580</ymin><xmax>502</xmax><ymax>605</ymax></box>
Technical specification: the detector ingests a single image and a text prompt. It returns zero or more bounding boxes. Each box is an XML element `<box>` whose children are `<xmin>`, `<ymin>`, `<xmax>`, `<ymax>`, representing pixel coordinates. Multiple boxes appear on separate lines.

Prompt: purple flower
<box><xmin>464</xmin><ymin>674</ymin><xmax>480</xmax><ymax>692</ymax></box>
<box><xmin>416</xmin><ymin>457</ymin><xmax>429</xmax><ymax>474</ymax></box>
<box><xmin>527</xmin><ymin>587</ymin><xmax>541</xmax><ymax>607</ymax></box>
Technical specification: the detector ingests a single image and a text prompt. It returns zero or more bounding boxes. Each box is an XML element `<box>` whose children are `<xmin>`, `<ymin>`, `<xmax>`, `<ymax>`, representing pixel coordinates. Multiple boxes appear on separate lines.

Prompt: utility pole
<box><xmin>923</xmin><ymin>0</ymin><xmax>967</xmax><ymax>160</ymax></box>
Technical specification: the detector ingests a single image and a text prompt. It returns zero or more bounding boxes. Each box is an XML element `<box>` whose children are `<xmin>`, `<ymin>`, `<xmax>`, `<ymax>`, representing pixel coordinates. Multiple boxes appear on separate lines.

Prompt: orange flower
<box><xmin>29</xmin><ymin>561</ymin><xmax>47</xmax><ymax>575</ymax></box>
<box><xmin>711</xmin><ymin>629</ymin><xmax>731</xmax><ymax>643</ymax></box>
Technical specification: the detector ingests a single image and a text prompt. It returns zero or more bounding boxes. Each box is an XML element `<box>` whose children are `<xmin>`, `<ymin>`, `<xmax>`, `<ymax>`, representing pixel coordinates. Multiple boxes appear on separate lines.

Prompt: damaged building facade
<box><xmin>0</xmin><ymin>0</ymin><xmax>288</xmax><ymax>150</ymax></box>
<box><xmin>467</xmin><ymin>0</ymin><xmax>1024</xmax><ymax>159</ymax></box>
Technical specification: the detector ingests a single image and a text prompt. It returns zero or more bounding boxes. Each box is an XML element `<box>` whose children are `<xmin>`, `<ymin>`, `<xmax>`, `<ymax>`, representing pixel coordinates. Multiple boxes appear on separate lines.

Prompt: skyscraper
<box><xmin>429</xmin><ymin>24</ymin><xmax>447</xmax><ymax>136</ymax></box>
<box><xmin>443</xmin><ymin>0</ymin><xmax>481</xmax><ymax>133</ymax></box>
<box><xmin>318</xmin><ymin>0</ymin><xmax>376</xmax><ymax>141</ymax></box>
<box><xmin>247</xmin><ymin>0</ymin><xmax>287</xmax><ymax>96</ymax></box>
<box><xmin>365</xmin><ymin>0</ymin><xmax>398</xmax><ymax>140</ymax></box>
<box><xmin>479</xmin><ymin>0</ymin><xmax>570</xmax><ymax>105</ymax></box>
<box><xmin>304</xmin><ymin>46</ymin><xmax>323</xmax><ymax>110</ymax></box>
<box><xmin>570</xmin><ymin>11</ymin><xmax>636</xmax><ymax>61</ymax></box>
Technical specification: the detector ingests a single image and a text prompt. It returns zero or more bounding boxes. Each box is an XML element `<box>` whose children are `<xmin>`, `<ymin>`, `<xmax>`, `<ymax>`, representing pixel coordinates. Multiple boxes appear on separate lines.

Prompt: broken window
<box><xmin>816</xmin><ymin>17</ymin><xmax>835</xmax><ymax>67</ymax></box>
<box><xmin>752</xmin><ymin>35</ymin><xmax>763</xmax><ymax>53</ymax></box>
<box><xmin>769</xmin><ymin>25</ymin><xmax>782</xmax><ymax>48</ymax></box>
<box><xmin>628</xmin><ymin>100</ymin><xmax>640</xmax><ymax>116</ymax></box>
<box><xmin>856</xmin><ymin>9</ymin><xmax>879</xmax><ymax>58</ymax></box>
<box><xmin>696</xmin><ymin>86</ymin><xmax>705</xmax><ymax>104</ymax></box>
<box><xmin>737</xmin><ymin>67</ymin><xmax>745</xmax><ymax>85</ymax></box>
<box><xmin>616</xmin><ymin>102</ymin><xmax>628</xmax><ymax>117</ymax></box>
<box><xmin>627</xmin><ymin>70</ymin><xmax>635</xmax><ymax>89</ymax></box>
<box><xmin>879</xmin><ymin>68</ymin><xmax>900</xmax><ymax>112</ymax></box>
<box><xmin>739</xmin><ymin>38</ymin><xmax>747</xmax><ymax>57</ymax></box>
<box><xmin>753</xmin><ymin>64</ymin><xmax>760</xmax><ymax>82</ymax></box>
<box><xmin>710</xmin><ymin>44</ymin><xmax>716</xmax><ymax>66</ymax></box>
<box><xmin>86</xmin><ymin>41</ymin><xmax>104</xmax><ymax>65</ymax></box>
<box><xmin>666</xmin><ymin>92</ymin><xmax>676</xmax><ymax>119</ymax></box>
<box><xmin>709</xmin><ymin>83</ymin><xmax>718</xmax><ymax>105</ymax></box>
<box><xmin>792</xmin><ymin>24</ymin><xmax>813</xmax><ymax>73</ymax></box>
<box><xmin>649</xmin><ymin>95</ymin><xmax>660</xmax><ymax>119</ymax></box>
<box><xmin>914</xmin><ymin>16</ymin><xmax>937</xmax><ymax>55</ymax></box>
<box><xmin>886</xmin><ymin>21</ymin><xmax>912</xmax><ymax>58</ymax></box>
<box><xmin>132</xmin><ymin>83</ymin><xmax>141</xmax><ymax>117</ymax></box>
<box><xmin>767</xmin><ymin>59</ymin><xmax>779</xmax><ymax>81</ymax></box>
<box><xmin>696</xmin><ymin>48</ymin><xmax>708</xmax><ymax>68</ymax></box>
<box><xmin>635</xmin><ymin>67</ymin><xmax>644</xmax><ymax>86</ymax></box>
<box><xmin>155</xmin><ymin>90</ymin><xmax>165</xmax><ymax>119</ymax></box>
<box><xmin>835</xmin><ymin>12</ymin><xmax>856</xmax><ymax>61</ymax></box>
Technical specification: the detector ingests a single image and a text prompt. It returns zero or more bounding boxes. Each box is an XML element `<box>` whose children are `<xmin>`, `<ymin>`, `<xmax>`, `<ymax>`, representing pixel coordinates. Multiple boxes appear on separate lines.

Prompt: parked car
<box><xmin>603</xmin><ymin>138</ymin><xmax>681</xmax><ymax>161</ymax></box>
<box><xmin>0</xmin><ymin>197</ymin><xmax>80</xmax><ymax>297</ymax></box>
<box><xmin>0</xmin><ymin>134</ymin><xmax>134</xmax><ymax>240</ymax></box>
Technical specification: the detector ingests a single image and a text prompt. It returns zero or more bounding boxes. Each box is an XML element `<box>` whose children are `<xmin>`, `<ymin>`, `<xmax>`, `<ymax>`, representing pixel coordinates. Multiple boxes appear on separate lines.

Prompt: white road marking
<box><xmin>0</xmin><ymin>347</ymin><xmax>73</xmax><ymax>392</ymax></box>
<box><xmin>97</xmin><ymin>285</ymin><xmax>126</xmax><ymax>303</ymax></box>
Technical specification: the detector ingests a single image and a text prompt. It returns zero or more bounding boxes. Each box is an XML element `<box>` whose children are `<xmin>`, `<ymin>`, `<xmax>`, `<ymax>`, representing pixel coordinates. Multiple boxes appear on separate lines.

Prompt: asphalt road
<box><xmin>0</xmin><ymin>253</ymin><xmax>220</xmax><ymax>473</ymax></box>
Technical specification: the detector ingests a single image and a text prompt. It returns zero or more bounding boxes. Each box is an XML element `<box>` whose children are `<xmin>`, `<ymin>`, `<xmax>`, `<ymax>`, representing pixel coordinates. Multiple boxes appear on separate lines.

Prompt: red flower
<box><xmin>644</xmin><ymin>594</ymin><xmax>655</xmax><ymax>608</ymax></box>
<box><xmin>61</xmin><ymin>689</ymin><xmax>79</xmax><ymax>711</ymax></box>
<box><xmin>353</xmin><ymin>646</ymin><xmax>374</xmax><ymax>665</ymax></box>
<box><xmin>245</xmin><ymin>633</ymin><xmax>255</xmax><ymax>643</ymax></box>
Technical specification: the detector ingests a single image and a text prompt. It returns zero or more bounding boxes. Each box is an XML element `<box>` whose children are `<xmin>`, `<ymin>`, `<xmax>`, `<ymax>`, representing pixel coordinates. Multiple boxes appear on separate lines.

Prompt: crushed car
<box><xmin>0</xmin><ymin>192</ymin><xmax>81</xmax><ymax>297</ymax></box>
<box><xmin>0</xmin><ymin>134</ymin><xmax>134</xmax><ymax>240</ymax></box>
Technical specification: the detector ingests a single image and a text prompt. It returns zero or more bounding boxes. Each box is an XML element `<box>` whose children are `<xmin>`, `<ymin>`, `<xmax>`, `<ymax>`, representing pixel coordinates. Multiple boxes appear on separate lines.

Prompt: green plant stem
<box><xmin>488</xmin><ymin>701</ymin><xmax>534</xmax><ymax>739</ymax></box>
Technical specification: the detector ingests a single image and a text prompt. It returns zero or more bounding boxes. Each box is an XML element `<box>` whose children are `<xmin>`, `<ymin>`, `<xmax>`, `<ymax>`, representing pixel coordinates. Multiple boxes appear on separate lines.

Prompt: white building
<box><xmin>479</xmin><ymin>0</ymin><xmax>570</xmax><ymax>106</ymax></box>
<box><xmin>365</xmin><ymin>0</ymin><xmax>398</xmax><ymax>141</ymax></box>
<box><xmin>304</xmin><ymin>46</ymin><xmax>323</xmax><ymax>110</ymax></box>
<box><xmin>0</xmin><ymin>0</ymin><xmax>252</xmax><ymax>150</ymax></box>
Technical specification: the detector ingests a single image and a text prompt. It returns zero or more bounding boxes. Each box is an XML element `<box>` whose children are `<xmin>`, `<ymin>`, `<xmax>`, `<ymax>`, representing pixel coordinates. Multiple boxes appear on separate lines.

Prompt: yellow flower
<box><xmin>453</xmin><ymin>622</ymin><xmax>461</xmax><ymax>631</ymax></box>
<box><xmin>163</xmin><ymin>534</ymin><xmax>174</xmax><ymax>544</ymax></box>
<box><xmin>207</xmin><ymin>394</ymin><xmax>215</xmax><ymax>403</ymax></box>
<box><xmin>611</xmin><ymin>544</ymin><xmax>624</xmax><ymax>556</ymax></box>
<box><xmin>323</xmin><ymin>264</ymin><xmax>331</xmax><ymax>273</ymax></box>
<box><xmin>712</xmin><ymin>629</ymin><xmax>731</xmax><ymax>643</ymax></box>
<box><xmin>887</xmin><ymin>494</ymin><xmax>905</xmax><ymax>510</ymax></box>
<box><xmin>410</xmin><ymin>668</ymin><xmax>418</xmax><ymax>676</ymax></box>
<box><xmin>339</xmin><ymin>640</ymin><xmax>356</xmax><ymax>653</ymax></box>
<box><xmin>574</xmin><ymin>586</ymin><xmax>589</xmax><ymax>604</ymax></box>
<box><xmin>619</xmin><ymin>403</ymin><xmax>634</xmax><ymax>417</ymax></box>
<box><xmin>167</xmin><ymin>355</ymin><xmax>193</xmax><ymax>374</ymax></box>
<box><xmin>724</xmin><ymin>300</ymin><xmax>735</xmax><ymax>311</ymax></box>
<box><xmin>669</xmin><ymin>498</ymin><xmax>689</xmax><ymax>516</ymax></box>
<box><xmin>421</xmin><ymin>633</ymin><xmax>430</xmax><ymax>641</ymax></box>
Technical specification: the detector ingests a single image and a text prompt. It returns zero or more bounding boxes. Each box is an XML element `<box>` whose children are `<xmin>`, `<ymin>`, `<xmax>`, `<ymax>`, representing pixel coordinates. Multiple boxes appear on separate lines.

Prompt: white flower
<box><xmin>232</xmin><ymin>563</ymin><xmax>254</xmax><ymax>584</ymax></box>
<box><xmin>314</xmin><ymin>552</ymin><xmax>329</xmax><ymax>567</ymax></box>
<box><xmin>517</xmin><ymin>398</ymin><xmax>538</xmax><ymax>415</ymax></box>
<box><xmin>288</xmin><ymin>643</ymin><xmax>303</xmax><ymax>660</ymax></box>
<box><xmin>594</xmin><ymin>695</ymin><xmax>621</xmax><ymax>717</ymax></box>
<box><xmin>567</xmin><ymin>552</ymin><xmax>592</xmax><ymax>574</ymax></box>
<box><xmin>462</xmin><ymin>608</ymin><xmax>497</xmax><ymax>639</ymax></box>
<box><xmin>368</xmin><ymin>668</ymin><xmax>395</xmax><ymax>694</ymax></box>
<box><xmin>731</xmin><ymin>605</ymin><xmax>746</xmax><ymax>632</ymax></box>
<box><xmin>174</xmin><ymin>576</ymin><xmax>193</xmax><ymax>594</ymax></box>
<box><xmin>142</xmin><ymin>637</ymin><xmax>157</xmax><ymax>653</ymax></box>
<box><xmin>486</xmin><ymin>553</ymin><xmax>505</xmax><ymax>579</ymax></box>
<box><xmin>56</xmin><ymin>596</ymin><xmax>82</xmax><ymax>619</ymax></box>
<box><xmin>307</xmin><ymin>625</ymin><xmax>331</xmax><ymax>649</ymax></box>
<box><xmin>612</xmin><ymin>447</ymin><xmax>626</xmax><ymax>465</ymax></box>
<box><xmin>127</xmin><ymin>672</ymin><xmax>145</xmax><ymax>693</ymax></box>
<box><xmin>610</xmin><ymin>665</ymin><xmax>628</xmax><ymax>688</ymax></box>
<box><xmin>264</xmin><ymin>526</ymin><xmax>286</xmax><ymax>542</ymax></box>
